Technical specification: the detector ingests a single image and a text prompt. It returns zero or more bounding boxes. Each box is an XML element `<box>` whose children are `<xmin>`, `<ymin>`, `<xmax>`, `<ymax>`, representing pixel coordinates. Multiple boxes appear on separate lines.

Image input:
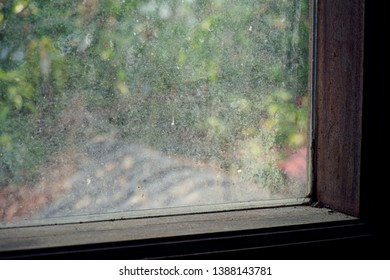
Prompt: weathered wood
<box><xmin>315</xmin><ymin>0</ymin><xmax>364</xmax><ymax>216</ymax></box>
<box><xmin>0</xmin><ymin>206</ymin><xmax>355</xmax><ymax>252</ymax></box>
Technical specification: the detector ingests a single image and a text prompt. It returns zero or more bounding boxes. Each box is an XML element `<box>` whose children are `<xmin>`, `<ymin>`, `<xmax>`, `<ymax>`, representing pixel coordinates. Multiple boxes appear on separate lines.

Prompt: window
<box><xmin>0</xmin><ymin>0</ymin><xmax>379</xmax><ymax>259</ymax></box>
<box><xmin>1</xmin><ymin>0</ymin><xmax>310</xmax><ymax>225</ymax></box>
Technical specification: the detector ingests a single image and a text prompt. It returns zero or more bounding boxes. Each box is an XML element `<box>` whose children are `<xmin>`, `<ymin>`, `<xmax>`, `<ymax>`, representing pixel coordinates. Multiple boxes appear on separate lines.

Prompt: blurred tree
<box><xmin>1</xmin><ymin>0</ymin><xmax>309</xmax><ymax>193</ymax></box>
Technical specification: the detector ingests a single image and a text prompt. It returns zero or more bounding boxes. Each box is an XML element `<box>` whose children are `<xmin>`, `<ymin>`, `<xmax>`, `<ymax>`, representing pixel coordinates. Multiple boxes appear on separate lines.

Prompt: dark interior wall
<box><xmin>361</xmin><ymin>0</ymin><xmax>386</xmax><ymax>244</ymax></box>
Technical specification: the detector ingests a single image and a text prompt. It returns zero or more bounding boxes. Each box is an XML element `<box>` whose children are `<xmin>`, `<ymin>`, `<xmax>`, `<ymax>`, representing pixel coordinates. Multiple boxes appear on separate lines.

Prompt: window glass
<box><xmin>0</xmin><ymin>0</ymin><xmax>309</xmax><ymax>224</ymax></box>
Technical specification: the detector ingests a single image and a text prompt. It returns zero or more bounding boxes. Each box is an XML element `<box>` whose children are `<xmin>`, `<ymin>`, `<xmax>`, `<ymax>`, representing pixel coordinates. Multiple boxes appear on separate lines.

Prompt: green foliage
<box><xmin>1</xmin><ymin>0</ymin><xmax>309</xmax><ymax>191</ymax></box>
<box><xmin>263</xmin><ymin>89</ymin><xmax>308</xmax><ymax>149</ymax></box>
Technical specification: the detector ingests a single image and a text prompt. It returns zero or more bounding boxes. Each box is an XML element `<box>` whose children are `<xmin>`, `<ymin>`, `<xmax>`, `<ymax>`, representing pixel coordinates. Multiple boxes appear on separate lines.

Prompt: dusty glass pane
<box><xmin>0</xmin><ymin>0</ymin><xmax>310</xmax><ymax>224</ymax></box>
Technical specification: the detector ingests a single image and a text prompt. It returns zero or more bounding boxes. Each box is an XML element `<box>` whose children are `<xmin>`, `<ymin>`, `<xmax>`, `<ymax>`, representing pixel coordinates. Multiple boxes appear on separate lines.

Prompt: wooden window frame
<box><xmin>0</xmin><ymin>0</ymin><xmax>386</xmax><ymax>259</ymax></box>
<box><xmin>313</xmin><ymin>0</ymin><xmax>363</xmax><ymax>215</ymax></box>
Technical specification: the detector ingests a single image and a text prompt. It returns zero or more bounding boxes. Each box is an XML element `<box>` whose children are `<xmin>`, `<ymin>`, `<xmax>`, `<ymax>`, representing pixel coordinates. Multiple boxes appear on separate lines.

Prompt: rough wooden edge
<box><xmin>315</xmin><ymin>0</ymin><xmax>364</xmax><ymax>216</ymax></box>
<box><xmin>0</xmin><ymin>205</ymin><xmax>356</xmax><ymax>252</ymax></box>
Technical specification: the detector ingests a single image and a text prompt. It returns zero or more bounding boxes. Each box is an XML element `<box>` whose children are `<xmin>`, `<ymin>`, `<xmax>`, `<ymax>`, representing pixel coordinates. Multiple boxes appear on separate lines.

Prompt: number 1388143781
<box><xmin>212</xmin><ymin>267</ymin><xmax>272</xmax><ymax>276</ymax></box>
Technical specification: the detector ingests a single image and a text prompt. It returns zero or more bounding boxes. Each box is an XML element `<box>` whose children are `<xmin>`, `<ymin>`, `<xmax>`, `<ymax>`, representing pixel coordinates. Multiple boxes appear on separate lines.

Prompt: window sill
<box><xmin>0</xmin><ymin>205</ymin><xmax>368</xmax><ymax>259</ymax></box>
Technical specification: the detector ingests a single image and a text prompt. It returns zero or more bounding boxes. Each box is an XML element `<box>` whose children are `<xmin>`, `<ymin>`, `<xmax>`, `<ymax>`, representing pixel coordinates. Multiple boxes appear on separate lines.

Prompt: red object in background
<box><xmin>277</xmin><ymin>147</ymin><xmax>307</xmax><ymax>182</ymax></box>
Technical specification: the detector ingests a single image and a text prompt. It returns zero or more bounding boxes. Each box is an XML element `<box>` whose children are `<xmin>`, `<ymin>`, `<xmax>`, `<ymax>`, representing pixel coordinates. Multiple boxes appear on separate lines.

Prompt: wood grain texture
<box><xmin>0</xmin><ymin>206</ymin><xmax>355</xmax><ymax>253</ymax></box>
<box><xmin>315</xmin><ymin>0</ymin><xmax>364</xmax><ymax>216</ymax></box>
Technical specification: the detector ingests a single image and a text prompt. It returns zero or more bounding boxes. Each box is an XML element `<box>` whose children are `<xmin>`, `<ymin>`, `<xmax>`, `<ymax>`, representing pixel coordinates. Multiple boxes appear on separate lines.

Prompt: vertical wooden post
<box><xmin>314</xmin><ymin>0</ymin><xmax>365</xmax><ymax>216</ymax></box>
